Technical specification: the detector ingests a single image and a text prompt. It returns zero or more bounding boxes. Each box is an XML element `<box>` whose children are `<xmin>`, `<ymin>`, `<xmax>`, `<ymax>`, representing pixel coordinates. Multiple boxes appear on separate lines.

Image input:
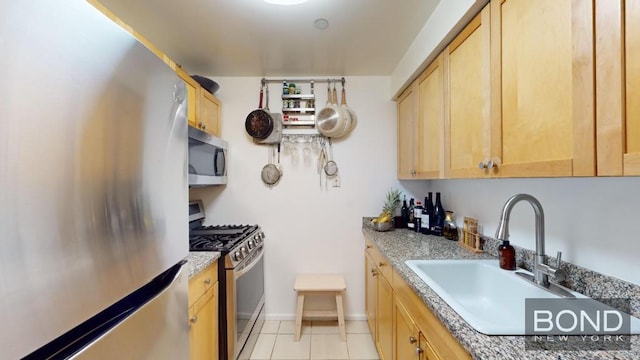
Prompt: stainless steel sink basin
<box><xmin>405</xmin><ymin>259</ymin><xmax>640</xmax><ymax>335</ymax></box>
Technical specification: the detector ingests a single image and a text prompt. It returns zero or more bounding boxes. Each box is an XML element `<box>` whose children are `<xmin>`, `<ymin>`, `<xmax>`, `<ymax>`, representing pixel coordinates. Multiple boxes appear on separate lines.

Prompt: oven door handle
<box><xmin>235</xmin><ymin>247</ymin><xmax>264</xmax><ymax>279</ymax></box>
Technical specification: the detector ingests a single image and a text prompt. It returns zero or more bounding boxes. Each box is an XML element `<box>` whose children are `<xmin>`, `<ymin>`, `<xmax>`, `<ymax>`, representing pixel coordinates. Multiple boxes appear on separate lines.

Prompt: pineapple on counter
<box><xmin>372</xmin><ymin>189</ymin><xmax>401</xmax><ymax>225</ymax></box>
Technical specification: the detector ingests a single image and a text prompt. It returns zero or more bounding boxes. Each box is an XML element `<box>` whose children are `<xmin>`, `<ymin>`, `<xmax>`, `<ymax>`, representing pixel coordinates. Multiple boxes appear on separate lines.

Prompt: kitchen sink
<box><xmin>405</xmin><ymin>259</ymin><xmax>640</xmax><ymax>335</ymax></box>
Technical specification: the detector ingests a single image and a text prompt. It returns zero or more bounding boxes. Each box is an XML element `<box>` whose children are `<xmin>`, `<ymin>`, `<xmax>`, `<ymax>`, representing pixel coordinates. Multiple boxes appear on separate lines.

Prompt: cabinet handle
<box><xmin>370</xmin><ymin>269</ymin><xmax>379</xmax><ymax>276</ymax></box>
<box><xmin>409</xmin><ymin>336</ymin><xmax>417</xmax><ymax>344</ymax></box>
<box><xmin>366</xmin><ymin>245</ymin><xmax>372</xmax><ymax>249</ymax></box>
<box><xmin>190</xmin><ymin>316</ymin><xmax>198</xmax><ymax>324</ymax></box>
<box><xmin>410</xmin><ymin>170</ymin><xmax>416</xmax><ymax>176</ymax></box>
<box><xmin>479</xmin><ymin>160</ymin><xmax>498</xmax><ymax>170</ymax></box>
<box><xmin>204</xmin><ymin>277</ymin><xmax>211</xmax><ymax>285</ymax></box>
<box><xmin>378</xmin><ymin>261</ymin><xmax>386</xmax><ymax>267</ymax></box>
<box><xmin>202</xmin><ymin>124</ymin><xmax>207</xmax><ymax>130</ymax></box>
<box><xmin>415</xmin><ymin>346</ymin><xmax>424</xmax><ymax>356</ymax></box>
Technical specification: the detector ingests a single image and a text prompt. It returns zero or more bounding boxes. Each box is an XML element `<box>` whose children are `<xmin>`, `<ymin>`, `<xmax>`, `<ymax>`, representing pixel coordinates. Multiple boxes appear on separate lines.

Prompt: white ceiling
<box><xmin>98</xmin><ymin>0</ymin><xmax>440</xmax><ymax>77</ymax></box>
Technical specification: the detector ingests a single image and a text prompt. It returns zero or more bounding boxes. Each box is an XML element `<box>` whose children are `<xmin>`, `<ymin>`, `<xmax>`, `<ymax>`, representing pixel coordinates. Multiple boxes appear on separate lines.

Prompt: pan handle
<box><xmin>259</xmin><ymin>86</ymin><xmax>264</xmax><ymax>109</ymax></box>
<box><xmin>265</xmin><ymin>84</ymin><xmax>270</xmax><ymax>112</ymax></box>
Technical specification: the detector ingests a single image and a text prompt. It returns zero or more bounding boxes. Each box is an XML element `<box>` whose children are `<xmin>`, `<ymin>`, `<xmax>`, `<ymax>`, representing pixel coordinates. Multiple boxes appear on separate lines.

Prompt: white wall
<box><xmin>190</xmin><ymin>76</ymin><xmax>421</xmax><ymax>320</ymax></box>
<box><xmin>425</xmin><ymin>177</ymin><xmax>640</xmax><ymax>285</ymax></box>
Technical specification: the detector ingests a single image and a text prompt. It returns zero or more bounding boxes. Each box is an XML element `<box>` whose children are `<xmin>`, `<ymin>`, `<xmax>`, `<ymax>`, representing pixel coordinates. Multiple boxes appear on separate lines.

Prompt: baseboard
<box><xmin>265</xmin><ymin>313</ymin><xmax>367</xmax><ymax>321</ymax></box>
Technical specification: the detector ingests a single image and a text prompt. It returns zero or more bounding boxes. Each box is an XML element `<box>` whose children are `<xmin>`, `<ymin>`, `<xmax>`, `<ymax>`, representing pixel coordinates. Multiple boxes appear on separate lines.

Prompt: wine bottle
<box><xmin>414</xmin><ymin>201</ymin><xmax>423</xmax><ymax>232</ymax></box>
<box><xmin>407</xmin><ymin>198</ymin><xmax>415</xmax><ymax>230</ymax></box>
<box><xmin>433</xmin><ymin>192</ymin><xmax>445</xmax><ymax>236</ymax></box>
<box><xmin>426</xmin><ymin>192</ymin><xmax>435</xmax><ymax>234</ymax></box>
<box><xmin>400</xmin><ymin>196</ymin><xmax>409</xmax><ymax>229</ymax></box>
<box><xmin>420</xmin><ymin>195</ymin><xmax>431</xmax><ymax>234</ymax></box>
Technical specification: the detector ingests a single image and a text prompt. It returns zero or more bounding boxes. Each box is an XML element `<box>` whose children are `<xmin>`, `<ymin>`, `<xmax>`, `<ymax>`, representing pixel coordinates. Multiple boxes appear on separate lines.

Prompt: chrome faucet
<box><xmin>495</xmin><ymin>194</ymin><xmax>566</xmax><ymax>287</ymax></box>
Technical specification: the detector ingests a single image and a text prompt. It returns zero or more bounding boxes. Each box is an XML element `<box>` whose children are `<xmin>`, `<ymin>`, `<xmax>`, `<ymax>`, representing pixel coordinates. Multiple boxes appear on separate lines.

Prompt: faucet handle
<box><xmin>555</xmin><ymin>251</ymin><xmax>562</xmax><ymax>268</ymax></box>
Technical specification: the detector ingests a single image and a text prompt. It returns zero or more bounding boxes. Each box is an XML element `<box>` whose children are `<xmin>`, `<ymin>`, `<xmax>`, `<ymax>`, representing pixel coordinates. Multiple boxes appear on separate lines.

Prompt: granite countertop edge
<box><xmin>186</xmin><ymin>251</ymin><xmax>221</xmax><ymax>279</ymax></box>
<box><xmin>362</xmin><ymin>219</ymin><xmax>639</xmax><ymax>360</ymax></box>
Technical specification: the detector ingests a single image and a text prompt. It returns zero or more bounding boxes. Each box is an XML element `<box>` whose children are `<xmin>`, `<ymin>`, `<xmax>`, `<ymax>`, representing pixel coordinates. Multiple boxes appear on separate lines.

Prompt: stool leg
<box><xmin>295</xmin><ymin>292</ymin><xmax>305</xmax><ymax>341</ymax></box>
<box><xmin>335</xmin><ymin>291</ymin><xmax>346</xmax><ymax>341</ymax></box>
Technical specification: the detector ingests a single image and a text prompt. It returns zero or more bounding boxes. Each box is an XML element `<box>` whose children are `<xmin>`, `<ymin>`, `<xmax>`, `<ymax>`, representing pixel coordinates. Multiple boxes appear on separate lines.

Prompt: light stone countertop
<box><xmin>362</xmin><ymin>221</ymin><xmax>640</xmax><ymax>360</ymax></box>
<box><xmin>186</xmin><ymin>251</ymin><xmax>221</xmax><ymax>279</ymax></box>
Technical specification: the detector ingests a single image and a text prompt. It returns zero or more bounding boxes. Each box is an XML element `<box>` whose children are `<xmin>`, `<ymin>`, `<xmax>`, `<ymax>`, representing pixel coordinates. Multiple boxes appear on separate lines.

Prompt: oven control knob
<box><xmin>234</xmin><ymin>251</ymin><xmax>242</xmax><ymax>261</ymax></box>
<box><xmin>248</xmin><ymin>240</ymin><xmax>255</xmax><ymax>249</ymax></box>
<box><xmin>241</xmin><ymin>246</ymin><xmax>248</xmax><ymax>257</ymax></box>
<box><xmin>260</xmin><ymin>232</ymin><xmax>265</xmax><ymax>240</ymax></box>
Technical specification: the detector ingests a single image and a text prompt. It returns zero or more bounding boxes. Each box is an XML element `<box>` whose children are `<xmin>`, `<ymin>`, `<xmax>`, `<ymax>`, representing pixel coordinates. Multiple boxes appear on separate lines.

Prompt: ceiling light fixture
<box><xmin>314</xmin><ymin>18</ymin><xmax>329</xmax><ymax>30</ymax></box>
<box><xmin>264</xmin><ymin>0</ymin><xmax>308</xmax><ymax>5</ymax></box>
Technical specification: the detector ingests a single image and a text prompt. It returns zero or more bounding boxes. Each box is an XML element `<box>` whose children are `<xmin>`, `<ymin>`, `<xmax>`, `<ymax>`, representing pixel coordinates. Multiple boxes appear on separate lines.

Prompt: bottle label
<box><xmin>407</xmin><ymin>222</ymin><xmax>415</xmax><ymax>229</ymax></box>
<box><xmin>421</xmin><ymin>214</ymin><xmax>429</xmax><ymax>229</ymax></box>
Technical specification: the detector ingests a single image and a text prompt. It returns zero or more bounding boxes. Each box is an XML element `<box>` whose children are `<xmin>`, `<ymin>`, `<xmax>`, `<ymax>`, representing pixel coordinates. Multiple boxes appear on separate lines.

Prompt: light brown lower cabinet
<box><xmin>189</xmin><ymin>261</ymin><xmax>219</xmax><ymax>360</ymax></box>
<box><xmin>394</xmin><ymin>298</ymin><xmax>421</xmax><ymax>360</ymax></box>
<box><xmin>189</xmin><ymin>283</ymin><xmax>218</xmax><ymax>360</ymax></box>
<box><xmin>377</xmin><ymin>272</ymin><xmax>394</xmax><ymax>360</ymax></box>
<box><xmin>365</xmin><ymin>238</ymin><xmax>471</xmax><ymax>360</ymax></box>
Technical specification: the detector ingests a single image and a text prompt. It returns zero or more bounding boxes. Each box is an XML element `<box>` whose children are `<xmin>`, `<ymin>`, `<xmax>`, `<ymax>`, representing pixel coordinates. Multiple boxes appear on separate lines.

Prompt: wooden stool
<box><xmin>293</xmin><ymin>274</ymin><xmax>346</xmax><ymax>342</ymax></box>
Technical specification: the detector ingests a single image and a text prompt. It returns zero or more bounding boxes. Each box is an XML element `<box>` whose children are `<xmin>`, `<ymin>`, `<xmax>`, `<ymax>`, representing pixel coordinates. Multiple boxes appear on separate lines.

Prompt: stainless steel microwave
<box><xmin>188</xmin><ymin>126</ymin><xmax>227</xmax><ymax>186</ymax></box>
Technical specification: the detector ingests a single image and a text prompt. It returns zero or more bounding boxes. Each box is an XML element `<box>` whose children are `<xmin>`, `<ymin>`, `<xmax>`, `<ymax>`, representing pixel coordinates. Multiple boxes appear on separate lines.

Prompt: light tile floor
<box><xmin>250</xmin><ymin>320</ymin><xmax>380</xmax><ymax>360</ymax></box>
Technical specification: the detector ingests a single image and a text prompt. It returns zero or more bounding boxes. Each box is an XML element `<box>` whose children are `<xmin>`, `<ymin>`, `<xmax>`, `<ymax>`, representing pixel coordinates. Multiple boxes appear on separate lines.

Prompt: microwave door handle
<box><xmin>214</xmin><ymin>148</ymin><xmax>225</xmax><ymax>176</ymax></box>
<box><xmin>234</xmin><ymin>248</ymin><xmax>263</xmax><ymax>280</ymax></box>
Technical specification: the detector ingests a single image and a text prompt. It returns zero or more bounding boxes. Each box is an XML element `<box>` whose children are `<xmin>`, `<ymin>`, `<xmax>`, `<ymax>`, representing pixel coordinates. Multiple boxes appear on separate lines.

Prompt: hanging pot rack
<box><xmin>261</xmin><ymin>77</ymin><xmax>345</xmax><ymax>86</ymax></box>
<box><xmin>259</xmin><ymin>77</ymin><xmax>350</xmax><ymax>142</ymax></box>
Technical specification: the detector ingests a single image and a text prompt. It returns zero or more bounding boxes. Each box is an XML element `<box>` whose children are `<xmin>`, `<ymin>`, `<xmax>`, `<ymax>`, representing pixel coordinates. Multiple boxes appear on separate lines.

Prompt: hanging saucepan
<box><xmin>261</xmin><ymin>144</ymin><xmax>281</xmax><ymax>186</ymax></box>
<box><xmin>332</xmin><ymin>81</ymin><xmax>352</xmax><ymax>139</ymax></box>
<box><xmin>341</xmin><ymin>82</ymin><xmax>357</xmax><ymax>136</ymax></box>
<box><xmin>245</xmin><ymin>84</ymin><xmax>274</xmax><ymax>140</ymax></box>
<box><xmin>316</xmin><ymin>81</ymin><xmax>346</xmax><ymax>138</ymax></box>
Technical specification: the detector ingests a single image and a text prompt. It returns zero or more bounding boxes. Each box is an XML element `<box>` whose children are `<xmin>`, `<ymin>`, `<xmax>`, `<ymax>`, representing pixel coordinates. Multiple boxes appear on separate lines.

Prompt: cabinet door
<box><xmin>397</xmin><ymin>84</ymin><xmax>417</xmax><ymax>179</ymax></box>
<box><xmin>596</xmin><ymin>0</ymin><xmax>640</xmax><ymax>175</ymax></box>
<box><xmin>376</xmin><ymin>276</ymin><xmax>393</xmax><ymax>360</ymax></box>
<box><xmin>365</xmin><ymin>253</ymin><xmax>377</xmax><ymax>336</ymax></box>
<box><xmin>419</xmin><ymin>333</ymin><xmax>441</xmax><ymax>360</ymax></box>
<box><xmin>176</xmin><ymin>67</ymin><xmax>199</xmax><ymax>129</ymax></box>
<box><xmin>416</xmin><ymin>54</ymin><xmax>445</xmax><ymax>179</ymax></box>
<box><xmin>200</xmin><ymin>90</ymin><xmax>221</xmax><ymax>137</ymax></box>
<box><xmin>394</xmin><ymin>298</ymin><xmax>420</xmax><ymax>360</ymax></box>
<box><xmin>211</xmin><ymin>283</ymin><xmax>219</xmax><ymax>360</ymax></box>
<box><xmin>189</xmin><ymin>283</ymin><xmax>218</xmax><ymax>360</ymax></box>
<box><xmin>444</xmin><ymin>7</ymin><xmax>491</xmax><ymax>178</ymax></box>
<box><xmin>490</xmin><ymin>0</ymin><xmax>595</xmax><ymax>177</ymax></box>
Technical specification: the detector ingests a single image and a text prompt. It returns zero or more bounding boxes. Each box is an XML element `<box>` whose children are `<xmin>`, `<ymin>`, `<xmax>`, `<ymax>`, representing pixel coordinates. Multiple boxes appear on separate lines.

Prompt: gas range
<box><xmin>189</xmin><ymin>224</ymin><xmax>264</xmax><ymax>265</ymax></box>
<box><xmin>188</xmin><ymin>201</ymin><xmax>264</xmax><ymax>268</ymax></box>
<box><xmin>188</xmin><ymin>201</ymin><xmax>266</xmax><ymax>360</ymax></box>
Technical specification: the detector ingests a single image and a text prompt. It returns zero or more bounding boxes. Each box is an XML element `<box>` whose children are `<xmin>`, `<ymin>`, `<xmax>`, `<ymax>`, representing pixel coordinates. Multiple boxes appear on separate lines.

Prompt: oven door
<box><xmin>228</xmin><ymin>248</ymin><xmax>265</xmax><ymax>359</ymax></box>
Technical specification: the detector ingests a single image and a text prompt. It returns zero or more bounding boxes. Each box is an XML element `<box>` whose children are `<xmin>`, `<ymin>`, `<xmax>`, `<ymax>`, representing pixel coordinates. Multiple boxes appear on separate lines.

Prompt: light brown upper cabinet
<box><xmin>397</xmin><ymin>55</ymin><xmax>445</xmax><ymax>179</ymax></box>
<box><xmin>200</xmin><ymin>90</ymin><xmax>222</xmax><ymax>137</ymax></box>
<box><xmin>176</xmin><ymin>67</ymin><xmax>222</xmax><ymax>137</ymax></box>
<box><xmin>397</xmin><ymin>83</ymin><xmax>417</xmax><ymax>179</ymax></box>
<box><xmin>416</xmin><ymin>54</ymin><xmax>445</xmax><ymax>179</ymax></box>
<box><xmin>443</xmin><ymin>7</ymin><xmax>491</xmax><ymax>178</ymax></box>
<box><xmin>596</xmin><ymin>0</ymin><xmax>640</xmax><ymax>175</ymax></box>
<box><xmin>488</xmin><ymin>0</ymin><xmax>595</xmax><ymax>177</ymax></box>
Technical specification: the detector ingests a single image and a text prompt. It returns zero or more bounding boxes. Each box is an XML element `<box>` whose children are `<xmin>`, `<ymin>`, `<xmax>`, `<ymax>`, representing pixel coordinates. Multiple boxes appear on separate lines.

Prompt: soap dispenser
<box><xmin>498</xmin><ymin>240</ymin><xmax>516</xmax><ymax>270</ymax></box>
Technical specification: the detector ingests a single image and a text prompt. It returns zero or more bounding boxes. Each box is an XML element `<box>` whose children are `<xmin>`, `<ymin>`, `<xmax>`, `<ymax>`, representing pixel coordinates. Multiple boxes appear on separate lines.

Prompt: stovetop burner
<box><xmin>189</xmin><ymin>224</ymin><xmax>259</xmax><ymax>252</ymax></box>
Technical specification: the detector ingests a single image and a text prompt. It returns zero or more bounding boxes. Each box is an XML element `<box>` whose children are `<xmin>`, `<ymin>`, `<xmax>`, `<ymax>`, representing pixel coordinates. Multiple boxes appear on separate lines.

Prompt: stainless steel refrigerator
<box><xmin>1</xmin><ymin>1</ymin><xmax>189</xmax><ymax>358</ymax></box>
